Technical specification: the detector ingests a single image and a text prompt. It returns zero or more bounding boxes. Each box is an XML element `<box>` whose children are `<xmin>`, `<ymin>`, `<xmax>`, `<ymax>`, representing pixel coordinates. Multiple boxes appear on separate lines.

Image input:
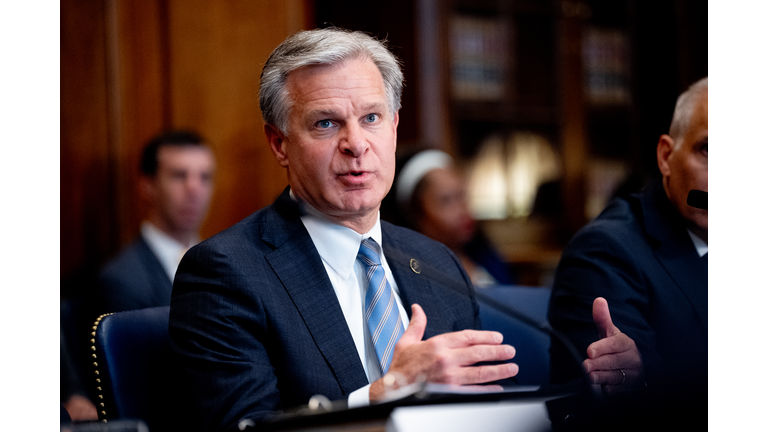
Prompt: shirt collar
<box><xmin>687</xmin><ymin>228</ymin><xmax>708</xmax><ymax>257</ymax></box>
<box><xmin>141</xmin><ymin>221</ymin><xmax>198</xmax><ymax>280</ymax></box>
<box><xmin>294</xmin><ymin>191</ymin><xmax>383</xmax><ymax>279</ymax></box>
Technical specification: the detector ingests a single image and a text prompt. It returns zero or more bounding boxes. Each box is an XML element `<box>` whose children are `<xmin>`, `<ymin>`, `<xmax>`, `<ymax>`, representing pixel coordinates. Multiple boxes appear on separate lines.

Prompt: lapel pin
<box><xmin>410</xmin><ymin>259</ymin><xmax>421</xmax><ymax>274</ymax></box>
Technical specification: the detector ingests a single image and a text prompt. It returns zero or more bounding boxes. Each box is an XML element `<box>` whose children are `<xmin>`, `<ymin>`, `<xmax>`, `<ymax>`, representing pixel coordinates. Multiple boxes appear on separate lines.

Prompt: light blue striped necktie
<box><xmin>357</xmin><ymin>238</ymin><xmax>404</xmax><ymax>375</ymax></box>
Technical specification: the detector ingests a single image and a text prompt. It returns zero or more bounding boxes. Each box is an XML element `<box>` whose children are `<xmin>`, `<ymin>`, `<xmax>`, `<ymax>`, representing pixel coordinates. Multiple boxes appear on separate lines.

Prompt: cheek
<box><xmin>684</xmin><ymin>160</ymin><xmax>708</xmax><ymax>190</ymax></box>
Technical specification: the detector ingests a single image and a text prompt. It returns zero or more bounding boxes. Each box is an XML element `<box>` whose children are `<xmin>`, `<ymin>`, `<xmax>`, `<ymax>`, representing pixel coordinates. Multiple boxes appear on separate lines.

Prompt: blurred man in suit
<box><xmin>97</xmin><ymin>130</ymin><xmax>216</xmax><ymax>313</ymax></box>
<box><xmin>169</xmin><ymin>28</ymin><xmax>518</xmax><ymax>431</ymax></box>
<box><xmin>548</xmin><ymin>77</ymin><xmax>707</xmax><ymax>428</ymax></box>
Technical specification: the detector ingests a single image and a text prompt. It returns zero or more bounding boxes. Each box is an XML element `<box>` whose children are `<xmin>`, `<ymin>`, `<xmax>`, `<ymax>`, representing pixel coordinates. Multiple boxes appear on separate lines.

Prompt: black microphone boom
<box><xmin>687</xmin><ymin>189</ymin><xmax>707</xmax><ymax>210</ymax></box>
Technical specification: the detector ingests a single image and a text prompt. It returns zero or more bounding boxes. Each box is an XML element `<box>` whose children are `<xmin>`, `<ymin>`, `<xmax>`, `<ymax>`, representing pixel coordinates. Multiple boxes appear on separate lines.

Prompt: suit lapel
<box><xmin>383</xmin><ymin>232</ymin><xmax>454</xmax><ymax>339</ymax></box>
<box><xmin>263</xmin><ymin>193</ymin><xmax>369</xmax><ymax>394</ymax></box>
<box><xmin>137</xmin><ymin>237</ymin><xmax>173</xmax><ymax>303</ymax></box>
<box><xmin>641</xmin><ymin>182</ymin><xmax>708</xmax><ymax>325</ymax></box>
<box><xmin>654</xmin><ymin>234</ymin><xmax>708</xmax><ymax>324</ymax></box>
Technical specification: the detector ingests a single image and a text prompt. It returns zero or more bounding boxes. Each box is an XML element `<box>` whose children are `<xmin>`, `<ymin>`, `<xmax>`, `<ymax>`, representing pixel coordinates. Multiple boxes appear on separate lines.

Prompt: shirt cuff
<box><xmin>348</xmin><ymin>384</ymin><xmax>371</xmax><ymax>409</ymax></box>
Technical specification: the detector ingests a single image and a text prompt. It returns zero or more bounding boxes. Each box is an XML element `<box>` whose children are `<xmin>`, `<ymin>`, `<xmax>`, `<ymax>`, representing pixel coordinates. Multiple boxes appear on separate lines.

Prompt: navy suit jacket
<box><xmin>169</xmin><ymin>188</ymin><xmax>480</xmax><ymax>431</ymax></box>
<box><xmin>548</xmin><ymin>179</ymin><xmax>707</xmax><ymax>423</ymax></box>
<box><xmin>97</xmin><ymin>236</ymin><xmax>172</xmax><ymax>314</ymax></box>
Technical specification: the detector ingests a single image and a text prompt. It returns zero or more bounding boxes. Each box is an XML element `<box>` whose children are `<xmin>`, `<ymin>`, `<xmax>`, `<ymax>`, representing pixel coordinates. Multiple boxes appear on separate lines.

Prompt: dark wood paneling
<box><xmin>61</xmin><ymin>0</ymin><xmax>112</xmax><ymax>295</ymax></box>
<box><xmin>109</xmin><ymin>0</ymin><xmax>169</xmax><ymax>246</ymax></box>
<box><xmin>167</xmin><ymin>0</ymin><xmax>307</xmax><ymax>238</ymax></box>
<box><xmin>60</xmin><ymin>0</ymin><xmax>310</xmax><ymax>291</ymax></box>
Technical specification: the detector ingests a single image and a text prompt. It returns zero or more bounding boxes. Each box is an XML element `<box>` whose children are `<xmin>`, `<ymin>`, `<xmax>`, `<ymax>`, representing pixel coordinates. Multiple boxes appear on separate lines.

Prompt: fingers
<box><xmin>586</xmin><ymin>368</ymin><xmax>634</xmax><ymax>386</ymax></box>
<box><xmin>452</xmin><ymin>344</ymin><xmax>516</xmax><ymax>366</ymax></box>
<box><xmin>388</xmin><ymin>305</ymin><xmax>517</xmax><ymax>386</ymax></box>
<box><xmin>587</xmin><ymin>368</ymin><xmax>644</xmax><ymax>396</ymax></box>
<box><xmin>583</xmin><ymin>349</ymin><xmax>641</xmax><ymax>374</ymax></box>
<box><xmin>435</xmin><ymin>328</ymin><xmax>505</xmax><ymax>349</ymax></box>
<box><xmin>451</xmin><ymin>362</ymin><xmax>519</xmax><ymax>385</ymax></box>
<box><xmin>586</xmin><ymin>331</ymin><xmax>636</xmax><ymax>360</ymax></box>
<box><xmin>397</xmin><ymin>304</ymin><xmax>427</xmax><ymax>347</ymax></box>
<box><xmin>592</xmin><ymin>297</ymin><xmax>620</xmax><ymax>339</ymax></box>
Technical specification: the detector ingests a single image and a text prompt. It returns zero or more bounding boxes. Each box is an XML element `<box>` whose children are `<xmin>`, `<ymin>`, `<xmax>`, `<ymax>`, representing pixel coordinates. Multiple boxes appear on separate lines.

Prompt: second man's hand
<box><xmin>369</xmin><ymin>304</ymin><xmax>518</xmax><ymax>402</ymax></box>
<box><xmin>583</xmin><ymin>297</ymin><xmax>645</xmax><ymax>398</ymax></box>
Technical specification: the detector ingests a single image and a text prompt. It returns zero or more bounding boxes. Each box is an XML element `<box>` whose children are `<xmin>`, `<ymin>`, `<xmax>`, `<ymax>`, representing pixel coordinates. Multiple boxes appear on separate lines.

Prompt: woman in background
<box><xmin>381</xmin><ymin>149</ymin><xmax>516</xmax><ymax>287</ymax></box>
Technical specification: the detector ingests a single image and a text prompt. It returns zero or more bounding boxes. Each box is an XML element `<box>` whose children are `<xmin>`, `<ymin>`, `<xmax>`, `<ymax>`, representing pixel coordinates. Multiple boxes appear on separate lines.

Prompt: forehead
<box><xmin>684</xmin><ymin>92</ymin><xmax>708</xmax><ymax>142</ymax></box>
<box><xmin>157</xmin><ymin>145</ymin><xmax>214</xmax><ymax>169</ymax></box>
<box><xmin>285</xmin><ymin>58</ymin><xmax>388</xmax><ymax>114</ymax></box>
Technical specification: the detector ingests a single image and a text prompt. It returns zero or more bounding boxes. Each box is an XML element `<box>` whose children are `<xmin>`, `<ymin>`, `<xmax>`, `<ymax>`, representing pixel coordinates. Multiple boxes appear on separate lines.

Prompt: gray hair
<box><xmin>669</xmin><ymin>77</ymin><xmax>708</xmax><ymax>147</ymax></box>
<box><xmin>259</xmin><ymin>27</ymin><xmax>404</xmax><ymax>134</ymax></box>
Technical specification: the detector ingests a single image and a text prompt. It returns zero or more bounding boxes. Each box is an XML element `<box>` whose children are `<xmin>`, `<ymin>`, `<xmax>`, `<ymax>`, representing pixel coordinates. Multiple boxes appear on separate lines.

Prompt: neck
<box><xmin>146</xmin><ymin>216</ymin><xmax>196</xmax><ymax>247</ymax></box>
<box><xmin>322</xmin><ymin>212</ymin><xmax>378</xmax><ymax>235</ymax></box>
<box><xmin>289</xmin><ymin>189</ymin><xmax>379</xmax><ymax>235</ymax></box>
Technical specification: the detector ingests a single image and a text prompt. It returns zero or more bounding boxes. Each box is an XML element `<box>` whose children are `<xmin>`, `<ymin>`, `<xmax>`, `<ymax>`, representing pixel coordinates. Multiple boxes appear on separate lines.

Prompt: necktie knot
<box><xmin>358</xmin><ymin>238</ymin><xmax>382</xmax><ymax>267</ymax></box>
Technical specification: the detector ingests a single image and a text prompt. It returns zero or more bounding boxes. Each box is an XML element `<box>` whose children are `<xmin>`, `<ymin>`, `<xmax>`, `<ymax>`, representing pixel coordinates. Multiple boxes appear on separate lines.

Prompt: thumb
<box><xmin>592</xmin><ymin>297</ymin><xmax>620</xmax><ymax>339</ymax></box>
<box><xmin>398</xmin><ymin>304</ymin><xmax>427</xmax><ymax>347</ymax></box>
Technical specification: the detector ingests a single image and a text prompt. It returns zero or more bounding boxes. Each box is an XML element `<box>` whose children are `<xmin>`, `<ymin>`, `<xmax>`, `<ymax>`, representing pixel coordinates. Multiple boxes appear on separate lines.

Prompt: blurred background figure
<box><xmin>382</xmin><ymin>148</ymin><xmax>516</xmax><ymax>287</ymax></box>
<box><xmin>60</xmin><ymin>325</ymin><xmax>98</xmax><ymax>423</ymax></box>
<box><xmin>96</xmin><ymin>130</ymin><xmax>216</xmax><ymax>314</ymax></box>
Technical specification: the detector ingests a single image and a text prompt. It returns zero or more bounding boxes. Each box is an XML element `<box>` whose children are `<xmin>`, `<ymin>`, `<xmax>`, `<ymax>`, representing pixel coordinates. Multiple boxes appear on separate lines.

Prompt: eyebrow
<box><xmin>306</xmin><ymin>109</ymin><xmax>340</xmax><ymax>120</ymax></box>
<box><xmin>306</xmin><ymin>102</ymin><xmax>388</xmax><ymax>120</ymax></box>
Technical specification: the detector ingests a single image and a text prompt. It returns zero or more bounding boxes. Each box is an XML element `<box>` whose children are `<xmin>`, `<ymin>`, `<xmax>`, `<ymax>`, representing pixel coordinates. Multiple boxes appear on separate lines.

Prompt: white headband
<box><xmin>395</xmin><ymin>150</ymin><xmax>453</xmax><ymax>205</ymax></box>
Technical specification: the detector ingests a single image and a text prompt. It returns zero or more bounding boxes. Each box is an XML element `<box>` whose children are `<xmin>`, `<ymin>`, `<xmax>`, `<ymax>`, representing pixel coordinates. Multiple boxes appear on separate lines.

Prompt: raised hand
<box><xmin>369</xmin><ymin>304</ymin><xmax>518</xmax><ymax>402</ymax></box>
<box><xmin>583</xmin><ymin>297</ymin><xmax>645</xmax><ymax>397</ymax></box>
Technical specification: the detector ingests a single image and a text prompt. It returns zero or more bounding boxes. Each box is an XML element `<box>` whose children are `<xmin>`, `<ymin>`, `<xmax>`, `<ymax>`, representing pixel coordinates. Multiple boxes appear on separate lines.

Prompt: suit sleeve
<box><xmin>168</xmin><ymin>242</ymin><xmax>282</xmax><ymax>432</ymax></box>
<box><xmin>547</xmin><ymin>224</ymin><xmax>664</xmax><ymax>385</ymax></box>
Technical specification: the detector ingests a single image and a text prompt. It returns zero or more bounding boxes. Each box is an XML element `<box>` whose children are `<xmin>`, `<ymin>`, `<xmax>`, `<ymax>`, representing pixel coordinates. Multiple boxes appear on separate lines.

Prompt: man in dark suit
<box><xmin>548</xmin><ymin>77</ymin><xmax>707</xmax><ymax>427</ymax></box>
<box><xmin>169</xmin><ymin>28</ymin><xmax>518</xmax><ymax>431</ymax></box>
<box><xmin>97</xmin><ymin>130</ymin><xmax>216</xmax><ymax>313</ymax></box>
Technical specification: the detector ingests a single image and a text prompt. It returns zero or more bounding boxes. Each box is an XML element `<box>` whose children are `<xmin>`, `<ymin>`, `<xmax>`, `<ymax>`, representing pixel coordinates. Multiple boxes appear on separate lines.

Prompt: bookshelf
<box><xmin>314</xmin><ymin>0</ymin><xmax>707</xmax><ymax>285</ymax></box>
<box><xmin>432</xmin><ymin>0</ymin><xmax>706</xmax><ymax>285</ymax></box>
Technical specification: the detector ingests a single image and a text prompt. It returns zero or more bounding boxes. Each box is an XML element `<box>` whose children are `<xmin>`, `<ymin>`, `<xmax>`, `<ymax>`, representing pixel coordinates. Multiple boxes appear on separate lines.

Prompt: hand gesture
<box><xmin>583</xmin><ymin>297</ymin><xmax>645</xmax><ymax>398</ymax></box>
<box><xmin>370</xmin><ymin>304</ymin><xmax>518</xmax><ymax>402</ymax></box>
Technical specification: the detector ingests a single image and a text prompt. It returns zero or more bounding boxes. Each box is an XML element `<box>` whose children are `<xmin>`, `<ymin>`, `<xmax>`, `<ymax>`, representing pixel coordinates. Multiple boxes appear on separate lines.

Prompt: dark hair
<box><xmin>140</xmin><ymin>130</ymin><xmax>207</xmax><ymax>176</ymax></box>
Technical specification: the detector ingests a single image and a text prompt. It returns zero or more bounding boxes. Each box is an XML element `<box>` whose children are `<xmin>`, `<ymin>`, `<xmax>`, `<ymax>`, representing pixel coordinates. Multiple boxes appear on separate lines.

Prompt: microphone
<box><xmin>687</xmin><ymin>190</ymin><xmax>707</xmax><ymax>210</ymax></box>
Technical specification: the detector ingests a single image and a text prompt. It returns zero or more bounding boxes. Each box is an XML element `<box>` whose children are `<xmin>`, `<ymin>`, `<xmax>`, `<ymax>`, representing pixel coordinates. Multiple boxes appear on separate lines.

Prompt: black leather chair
<box><xmin>91</xmin><ymin>306</ymin><xmax>171</xmax><ymax>431</ymax></box>
<box><xmin>476</xmin><ymin>285</ymin><xmax>552</xmax><ymax>386</ymax></box>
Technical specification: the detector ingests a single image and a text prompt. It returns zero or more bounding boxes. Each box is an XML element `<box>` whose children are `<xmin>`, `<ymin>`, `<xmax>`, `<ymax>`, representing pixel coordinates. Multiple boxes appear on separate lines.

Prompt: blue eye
<box><xmin>364</xmin><ymin>114</ymin><xmax>378</xmax><ymax>123</ymax></box>
<box><xmin>317</xmin><ymin>120</ymin><xmax>332</xmax><ymax>129</ymax></box>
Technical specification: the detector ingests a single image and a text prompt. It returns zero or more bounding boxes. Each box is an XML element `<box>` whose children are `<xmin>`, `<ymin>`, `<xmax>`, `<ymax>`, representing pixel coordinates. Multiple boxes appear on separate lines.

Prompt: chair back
<box><xmin>476</xmin><ymin>285</ymin><xmax>552</xmax><ymax>385</ymax></box>
<box><xmin>92</xmin><ymin>306</ymin><xmax>171</xmax><ymax>431</ymax></box>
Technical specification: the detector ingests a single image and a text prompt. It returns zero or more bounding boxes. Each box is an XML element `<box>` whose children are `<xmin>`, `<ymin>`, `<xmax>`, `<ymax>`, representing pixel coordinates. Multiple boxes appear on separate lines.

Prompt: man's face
<box><xmin>146</xmin><ymin>146</ymin><xmax>216</xmax><ymax>238</ymax></box>
<box><xmin>266</xmin><ymin>58</ymin><xmax>399</xmax><ymax>232</ymax></box>
<box><xmin>658</xmin><ymin>91</ymin><xmax>708</xmax><ymax>237</ymax></box>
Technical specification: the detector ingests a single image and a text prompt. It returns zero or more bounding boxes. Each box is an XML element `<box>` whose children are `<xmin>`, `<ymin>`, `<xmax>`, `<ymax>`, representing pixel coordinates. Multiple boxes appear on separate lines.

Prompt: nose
<box><xmin>185</xmin><ymin>173</ymin><xmax>209</xmax><ymax>200</ymax></box>
<box><xmin>338</xmin><ymin>123</ymin><xmax>369</xmax><ymax>157</ymax></box>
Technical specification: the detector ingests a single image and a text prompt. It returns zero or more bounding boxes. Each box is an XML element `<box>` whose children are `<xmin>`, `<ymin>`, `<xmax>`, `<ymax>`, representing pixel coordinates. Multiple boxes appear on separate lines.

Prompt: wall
<box><xmin>61</xmin><ymin>0</ymin><xmax>312</xmax><ymax>296</ymax></box>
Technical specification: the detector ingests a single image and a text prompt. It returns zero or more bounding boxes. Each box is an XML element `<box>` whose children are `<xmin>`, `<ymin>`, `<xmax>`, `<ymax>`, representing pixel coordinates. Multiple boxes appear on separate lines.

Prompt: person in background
<box><xmin>60</xmin><ymin>326</ymin><xmax>98</xmax><ymax>422</ymax></box>
<box><xmin>168</xmin><ymin>28</ymin><xmax>518</xmax><ymax>431</ymax></box>
<box><xmin>96</xmin><ymin>130</ymin><xmax>216</xmax><ymax>313</ymax></box>
<box><xmin>381</xmin><ymin>148</ymin><xmax>516</xmax><ymax>287</ymax></box>
<box><xmin>547</xmin><ymin>77</ymin><xmax>707</xmax><ymax>429</ymax></box>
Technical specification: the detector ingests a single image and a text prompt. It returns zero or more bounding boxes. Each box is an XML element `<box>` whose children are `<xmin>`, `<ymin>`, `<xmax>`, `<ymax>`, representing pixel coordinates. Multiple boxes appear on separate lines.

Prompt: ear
<box><xmin>656</xmin><ymin>134</ymin><xmax>674</xmax><ymax>177</ymax></box>
<box><xmin>139</xmin><ymin>175</ymin><xmax>155</xmax><ymax>202</ymax></box>
<box><xmin>392</xmin><ymin>111</ymin><xmax>400</xmax><ymax>151</ymax></box>
<box><xmin>265</xmin><ymin>124</ymin><xmax>289</xmax><ymax>168</ymax></box>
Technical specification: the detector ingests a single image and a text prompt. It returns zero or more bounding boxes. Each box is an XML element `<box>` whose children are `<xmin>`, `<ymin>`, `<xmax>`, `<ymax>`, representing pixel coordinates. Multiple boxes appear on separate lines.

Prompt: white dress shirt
<box><xmin>141</xmin><ymin>221</ymin><xmax>198</xmax><ymax>282</ymax></box>
<box><xmin>687</xmin><ymin>229</ymin><xmax>708</xmax><ymax>257</ymax></box>
<box><xmin>298</xmin><ymin>201</ymin><xmax>410</xmax><ymax>408</ymax></box>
